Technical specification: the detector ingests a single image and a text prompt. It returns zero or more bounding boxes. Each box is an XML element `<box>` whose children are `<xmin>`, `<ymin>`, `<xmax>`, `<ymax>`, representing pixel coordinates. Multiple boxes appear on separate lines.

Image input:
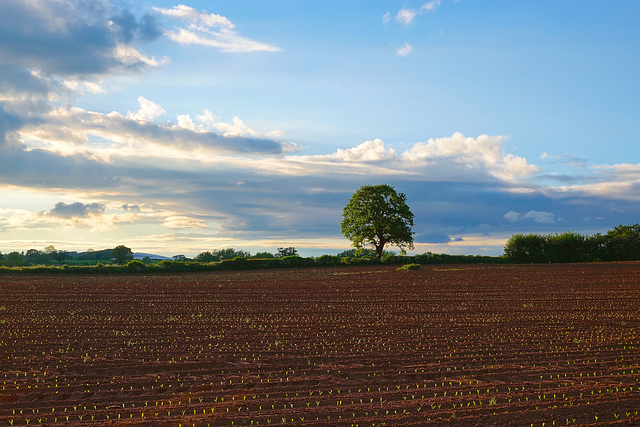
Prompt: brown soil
<box><xmin>1</xmin><ymin>263</ymin><xmax>639</xmax><ymax>426</ymax></box>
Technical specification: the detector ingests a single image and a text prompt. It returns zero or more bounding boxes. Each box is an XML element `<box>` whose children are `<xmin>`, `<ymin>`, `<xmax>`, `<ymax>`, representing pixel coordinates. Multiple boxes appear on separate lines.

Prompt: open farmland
<box><xmin>1</xmin><ymin>263</ymin><xmax>639</xmax><ymax>426</ymax></box>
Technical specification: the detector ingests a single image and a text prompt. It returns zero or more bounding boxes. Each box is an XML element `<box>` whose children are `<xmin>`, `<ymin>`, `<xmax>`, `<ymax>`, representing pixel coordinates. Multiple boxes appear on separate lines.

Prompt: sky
<box><xmin>1</xmin><ymin>0</ymin><xmax>639</xmax><ymax>258</ymax></box>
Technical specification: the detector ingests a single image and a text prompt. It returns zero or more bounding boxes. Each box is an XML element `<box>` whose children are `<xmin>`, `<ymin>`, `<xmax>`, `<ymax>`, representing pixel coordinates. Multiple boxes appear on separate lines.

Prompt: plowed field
<box><xmin>1</xmin><ymin>263</ymin><xmax>639</xmax><ymax>426</ymax></box>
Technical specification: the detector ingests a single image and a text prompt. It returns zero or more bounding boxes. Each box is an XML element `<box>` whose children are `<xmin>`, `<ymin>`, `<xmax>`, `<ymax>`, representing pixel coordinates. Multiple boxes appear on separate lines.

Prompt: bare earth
<box><xmin>1</xmin><ymin>263</ymin><xmax>639</xmax><ymax>426</ymax></box>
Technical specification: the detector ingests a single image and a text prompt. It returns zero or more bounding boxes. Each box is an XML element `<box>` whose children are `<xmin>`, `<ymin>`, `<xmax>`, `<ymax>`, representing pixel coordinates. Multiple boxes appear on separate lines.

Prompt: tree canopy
<box><xmin>341</xmin><ymin>184</ymin><xmax>415</xmax><ymax>259</ymax></box>
<box><xmin>276</xmin><ymin>247</ymin><xmax>298</xmax><ymax>258</ymax></box>
<box><xmin>111</xmin><ymin>245</ymin><xmax>133</xmax><ymax>265</ymax></box>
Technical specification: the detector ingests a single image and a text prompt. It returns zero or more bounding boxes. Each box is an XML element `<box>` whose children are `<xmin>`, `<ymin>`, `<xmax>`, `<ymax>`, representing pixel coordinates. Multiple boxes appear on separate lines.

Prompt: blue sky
<box><xmin>1</xmin><ymin>0</ymin><xmax>639</xmax><ymax>257</ymax></box>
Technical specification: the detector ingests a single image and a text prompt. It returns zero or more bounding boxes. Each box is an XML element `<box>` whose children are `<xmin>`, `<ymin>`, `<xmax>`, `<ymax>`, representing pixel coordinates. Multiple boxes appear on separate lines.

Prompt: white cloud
<box><xmin>212</xmin><ymin>116</ymin><xmax>261</xmax><ymax>137</ymax></box>
<box><xmin>14</xmin><ymin>100</ymin><xmax>295</xmax><ymax>166</ymax></box>
<box><xmin>396</xmin><ymin>8</ymin><xmax>417</xmax><ymax>26</ymax></box>
<box><xmin>399</xmin><ymin>132</ymin><xmax>539</xmax><ymax>181</ymax></box>
<box><xmin>155</xmin><ymin>4</ymin><xmax>233</xmax><ymax>29</ymax></box>
<box><xmin>126</xmin><ymin>96</ymin><xmax>166</xmax><ymax>122</ymax></box>
<box><xmin>396</xmin><ymin>43</ymin><xmax>414</xmax><ymax>56</ymax></box>
<box><xmin>176</xmin><ymin>114</ymin><xmax>196</xmax><ymax>131</ymax></box>
<box><xmin>113</xmin><ymin>44</ymin><xmax>162</xmax><ymax>68</ymax></box>
<box><xmin>522</xmin><ymin>211</ymin><xmax>557</xmax><ymax>223</ymax></box>
<box><xmin>393</xmin><ymin>0</ymin><xmax>441</xmax><ymax>29</ymax></box>
<box><xmin>155</xmin><ymin>5</ymin><xmax>281</xmax><ymax>53</ymax></box>
<box><xmin>421</xmin><ymin>0</ymin><xmax>442</xmax><ymax>13</ymax></box>
<box><xmin>504</xmin><ymin>210</ymin><xmax>521</xmax><ymax>222</ymax></box>
<box><xmin>382</xmin><ymin>12</ymin><xmax>391</xmax><ymax>25</ymax></box>
<box><xmin>333</xmin><ymin>139</ymin><xmax>396</xmax><ymax>162</ymax></box>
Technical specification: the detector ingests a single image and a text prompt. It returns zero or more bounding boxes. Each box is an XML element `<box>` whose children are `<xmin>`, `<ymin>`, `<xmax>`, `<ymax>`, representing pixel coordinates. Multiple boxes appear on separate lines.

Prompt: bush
<box><xmin>314</xmin><ymin>254</ymin><xmax>341</xmax><ymax>267</ymax></box>
<box><xmin>397</xmin><ymin>263</ymin><xmax>421</xmax><ymax>271</ymax></box>
<box><xmin>126</xmin><ymin>260</ymin><xmax>146</xmax><ymax>272</ymax></box>
<box><xmin>281</xmin><ymin>256</ymin><xmax>315</xmax><ymax>268</ymax></box>
<box><xmin>343</xmin><ymin>256</ymin><xmax>379</xmax><ymax>266</ymax></box>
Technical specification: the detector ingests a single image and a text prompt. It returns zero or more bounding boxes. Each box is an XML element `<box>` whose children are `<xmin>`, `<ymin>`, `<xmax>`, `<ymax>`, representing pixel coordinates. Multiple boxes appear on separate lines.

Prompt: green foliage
<box><xmin>196</xmin><ymin>248</ymin><xmax>252</xmax><ymax>262</ymax></box>
<box><xmin>345</xmin><ymin>256</ymin><xmax>379</xmax><ymax>266</ymax></box>
<box><xmin>217</xmin><ymin>248</ymin><xmax>251</xmax><ymax>260</ymax></box>
<box><xmin>194</xmin><ymin>251</ymin><xmax>216</xmax><ymax>263</ymax></box>
<box><xmin>341</xmin><ymin>184</ymin><xmax>414</xmax><ymax>259</ymax></box>
<box><xmin>504</xmin><ymin>224</ymin><xmax>640</xmax><ymax>263</ymax></box>
<box><xmin>3</xmin><ymin>251</ymin><xmax>26</xmax><ymax>267</ymax></box>
<box><xmin>24</xmin><ymin>249</ymin><xmax>53</xmax><ymax>266</ymax></box>
<box><xmin>336</xmin><ymin>248</ymin><xmax>381</xmax><ymax>258</ymax></box>
<box><xmin>603</xmin><ymin>224</ymin><xmax>640</xmax><ymax>261</ymax></box>
<box><xmin>503</xmin><ymin>233</ymin><xmax>547</xmax><ymax>263</ymax></box>
<box><xmin>315</xmin><ymin>254</ymin><xmax>341</xmax><ymax>266</ymax></box>
<box><xmin>125</xmin><ymin>260</ymin><xmax>146</xmax><ymax>272</ymax></box>
<box><xmin>397</xmin><ymin>263</ymin><xmax>421</xmax><ymax>271</ymax></box>
<box><xmin>44</xmin><ymin>245</ymin><xmax>69</xmax><ymax>263</ymax></box>
<box><xmin>0</xmin><ymin>251</ymin><xmax>506</xmax><ymax>274</ymax></box>
<box><xmin>76</xmin><ymin>249</ymin><xmax>113</xmax><ymax>261</ymax></box>
<box><xmin>253</xmin><ymin>251</ymin><xmax>275</xmax><ymax>259</ymax></box>
<box><xmin>111</xmin><ymin>245</ymin><xmax>133</xmax><ymax>265</ymax></box>
<box><xmin>281</xmin><ymin>255</ymin><xmax>314</xmax><ymax>268</ymax></box>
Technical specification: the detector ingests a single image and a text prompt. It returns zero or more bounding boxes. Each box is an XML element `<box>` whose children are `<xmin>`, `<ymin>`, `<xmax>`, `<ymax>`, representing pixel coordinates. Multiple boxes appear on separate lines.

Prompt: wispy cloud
<box><xmin>394</xmin><ymin>1</ymin><xmax>442</xmax><ymax>28</ymax></box>
<box><xmin>396</xmin><ymin>43</ymin><xmax>414</xmax><ymax>56</ymax></box>
<box><xmin>421</xmin><ymin>0</ymin><xmax>442</xmax><ymax>13</ymax></box>
<box><xmin>154</xmin><ymin>5</ymin><xmax>281</xmax><ymax>53</ymax></box>
<box><xmin>396</xmin><ymin>8</ymin><xmax>417</xmax><ymax>27</ymax></box>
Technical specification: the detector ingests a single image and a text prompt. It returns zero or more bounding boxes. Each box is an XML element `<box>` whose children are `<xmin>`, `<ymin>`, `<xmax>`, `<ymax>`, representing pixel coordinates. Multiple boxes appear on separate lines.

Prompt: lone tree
<box><xmin>341</xmin><ymin>184</ymin><xmax>415</xmax><ymax>259</ymax></box>
<box><xmin>111</xmin><ymin>245</ymin><xmax>133</xmax><ymax>264</ymax></box>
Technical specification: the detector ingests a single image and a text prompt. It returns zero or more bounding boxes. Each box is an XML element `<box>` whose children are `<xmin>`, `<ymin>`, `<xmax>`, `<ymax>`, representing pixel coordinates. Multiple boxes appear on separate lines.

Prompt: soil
<box><xmin>1</xmin><ymin>263</ymin><xmax>639</xmax><ymax>426</ymax></box>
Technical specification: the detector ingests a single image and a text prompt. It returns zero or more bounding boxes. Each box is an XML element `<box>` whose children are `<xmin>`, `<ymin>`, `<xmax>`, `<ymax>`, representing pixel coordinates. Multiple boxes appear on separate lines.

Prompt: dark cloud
<box><xmin>0</xmin><ymin>0</ymin><xmax>158</xmax><ymax>76</ymax></box>
<box><xmin>44</xmin><ymin>109</ymin><xmax>287</xmax><ymax>154</ymax></box>
<box><xmin>139</xmin><ymin>13</ymin><xmax>163</xmax><ymax>42</ymax></box>
<box><xmin>0</xmin><ymin>105</ymin><xmax>23</xmax><ymax>147</ymax></box>
<box><xmin>111</xmin><ymin>10</ymin><xmax>138</xmax><ymax>43</ymax></box>
<box><xmin>0</xmin><ymin>145</ymin><xmax>122</xmax><ymax>188</ymax></box>
<box><xmin>122</xmin><ymin>204</ymin><xmax>141</xmax><ymax>212</ymax></box>
<box><xmin>0</xmin><ymin>66</ymin><xmax>50</xmax><ymax>97</ymax></box>
<box><xmin>418</xmin><ymin>231</ymin><xmax>454</xmax><ymax>243</ymax></box>
<box><xmin>48</xmin><ymin>202</ymin><xmax>105</xmax><ymax>218</ymax></box>
<box><xmin>111</xmin><ymin>11</ymin><xmax>162</xmax><ymax>43</ymax></box>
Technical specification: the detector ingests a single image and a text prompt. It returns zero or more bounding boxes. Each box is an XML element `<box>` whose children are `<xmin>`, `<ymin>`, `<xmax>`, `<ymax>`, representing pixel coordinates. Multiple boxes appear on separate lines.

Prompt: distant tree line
<box><xmin>4</xmin><ymin>223</ymin><xmax>640</xmax><ymax>270</ymax></box>
<box><xmin>503</xmin><ymin>224</ymin><xmax>640</xmax><ymax>263</ymax></box>
<box><xmin>191</xmin><ymin>247</ymin><xmax>298</xmax><ymax>263</ymax></box>
<box><xmin>0</xmin><ymin>245</ymin><xmax>300</xmax><ymax>267</ymax></box>
<box><xmin>0</xmin><ymin>251</ymin><xmax>503</xmax><ymax>275</ymax></box>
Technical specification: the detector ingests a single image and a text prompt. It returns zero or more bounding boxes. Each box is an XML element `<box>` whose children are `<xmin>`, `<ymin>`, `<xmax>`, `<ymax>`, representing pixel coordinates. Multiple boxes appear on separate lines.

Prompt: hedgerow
<box><xmin>0</xmin><ymin>252</ymin><xmax>505</xmax><ymax>275</ymax></box>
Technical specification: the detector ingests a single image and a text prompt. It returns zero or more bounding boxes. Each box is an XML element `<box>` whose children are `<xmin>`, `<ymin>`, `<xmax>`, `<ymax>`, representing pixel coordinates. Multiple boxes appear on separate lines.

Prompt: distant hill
<box><xmin>74</xmin><ymin>249</ymin><xmax>171</xmax><ymax>262</ymax></box>
<box><xmin>132</xmin><ymin>253</ymin><xmax>172</xmax><ymax>261</ymax></box>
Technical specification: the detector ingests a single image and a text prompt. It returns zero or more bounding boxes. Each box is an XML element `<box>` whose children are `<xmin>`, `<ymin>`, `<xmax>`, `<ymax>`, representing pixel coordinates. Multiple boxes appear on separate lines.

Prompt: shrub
<box><xmin>126</xmin><ymin>260</ymin><xmax>146</xmax><ymax>272</ymax></box>
<box><xmin>314</xmin><ymin>254</ymin><xmax>341</xmax><ymax>267</ymax></box>
<box><xmin>281</xmin><ymin>256</ymin><xmax>315</xmax><ymax>268</ymax></box>
<box><xmin>344</xmin><ymin>256</ymin><xmax>379</xmax><ymax>266</ymax></box>
<box><xmin>397</xmin><ymin>263</ymin><xmax>421</xmax><ymax>271</ymax></box>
